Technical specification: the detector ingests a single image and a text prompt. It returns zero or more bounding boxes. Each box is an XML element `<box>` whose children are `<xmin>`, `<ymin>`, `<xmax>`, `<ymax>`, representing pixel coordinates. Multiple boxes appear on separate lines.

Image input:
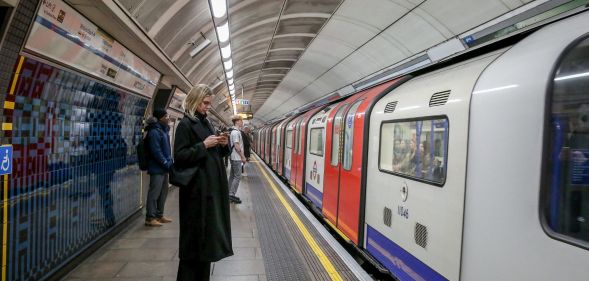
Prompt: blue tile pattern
<box><xmin>2</xmin><ymin>56</ymin><xmax>148</xmax><ymax>281</ymax></box>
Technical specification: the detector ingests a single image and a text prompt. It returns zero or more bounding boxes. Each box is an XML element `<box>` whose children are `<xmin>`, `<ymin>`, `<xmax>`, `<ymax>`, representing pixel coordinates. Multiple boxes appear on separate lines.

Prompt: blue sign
<box><xmin>463</xmin><ymin>36</ymin><xmax>474</xmax><ymax>44</ymax></box>
<box><xmin>0</xmin><ymin>145</ymin><xmax>12</xmax><ymax>175</ymax></box>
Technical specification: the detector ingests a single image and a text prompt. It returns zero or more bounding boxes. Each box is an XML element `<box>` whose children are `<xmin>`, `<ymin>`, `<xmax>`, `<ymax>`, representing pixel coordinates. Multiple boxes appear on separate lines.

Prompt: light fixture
<box><xmin>228</xmin><ymin>78</ymin><xmax>234</xmax><ymax>84</ymax></box>
<box><xmin>226</xmin><ymin>69</ymin><xmax>234</xmax><ymax>79</ymax></box>
<box><xmin>223</xmin><ymin>59</ymin><xmax>232</xmax><ymax>70</ymax></box>
<box><xmin>229</xmin><ymin>84</ymin><xmax>235</xmax><ymax>91</ymax></box>
<box><xmin>210</xmin><ymin>0</ymin><xmax>226</xmax><ymax>18</ymax></box>
<box><xmin>217</xmin><ymin>21</ymin><xmax>229</xmax><ymax>43</ymax></box>
<box><xmin>221</xmin><ymin>44</ymin><xmax>231</xmax><ymax>59</ymax></box>
<box><xmin>189</xmin><ymin>32</ymin><xmax>211</xmax><ymax>58</ymax></box>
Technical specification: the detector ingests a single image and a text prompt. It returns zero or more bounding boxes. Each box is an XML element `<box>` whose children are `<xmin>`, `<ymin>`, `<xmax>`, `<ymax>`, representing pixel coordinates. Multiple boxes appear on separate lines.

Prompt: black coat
<box><xmin>173</xmin><ymin>114</ymin><xmax>233</xmax><ymax>262</ymax></box>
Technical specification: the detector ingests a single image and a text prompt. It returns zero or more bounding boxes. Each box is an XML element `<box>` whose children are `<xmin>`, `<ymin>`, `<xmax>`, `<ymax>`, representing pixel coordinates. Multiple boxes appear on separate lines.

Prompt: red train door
<box><xmin>290</xmin><ymin>108</ymin><xmax>322</xmax><ymax>193</ymax></box>
<box><xmin>289</xmin><ymin>119</ymin><xmax>303</xmax><ymax>192</ymax></box>
<box><xmin>271</xmin><ymin>125</ymin><xmax>277</xmax><ymax>170</ymax></box>
<box><xmin>323</xmin><ymin>78</ymin><xmax>406</xmax><ymax>245</ymax></box>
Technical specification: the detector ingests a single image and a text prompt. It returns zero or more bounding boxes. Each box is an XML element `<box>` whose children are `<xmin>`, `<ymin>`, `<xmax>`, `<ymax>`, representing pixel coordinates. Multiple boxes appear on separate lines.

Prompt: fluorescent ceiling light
<box><xmin>229</xmin><ymin>84</ymin><xmax>234</xmax><ymax>91</ymax></box>
<box><xmin>226</xmin><ymin>69</ymin><xmax>234</xmax><ymax>79</ymax></box>
<box><xmin>228</xmin><ymin>78</ymin><xmax>234</xmax><ymax>84</ymax></box>
<box><xmin>223</xmin><ymin>59</ymin><xmax>232</xmax><ymax>70</ymax></box>
<box><xmin>221</xmin><ymin>44</ymin><xmax>231</xmax><ymax>59</ymax></box>
<box><xmin>210</xmin><ymin>0</ymin><xmax>226</xmax><ymax>18</ymax></box>
<box><xmin>217</xmin><ymin>21</ymin><xmax>229</xmax><ymax>43</ymax></box>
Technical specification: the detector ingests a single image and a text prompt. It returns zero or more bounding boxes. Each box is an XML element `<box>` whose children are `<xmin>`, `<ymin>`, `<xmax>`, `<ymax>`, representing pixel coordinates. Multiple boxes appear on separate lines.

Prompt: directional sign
<box><xmin>235</xmin><ymin>99</ymin><xmax>249</xmax><ymax>105</ymax></box>
<box><xmin>0</xmin><ymin>145</ymin><xmax>12</xmax><ymax>175</ymax></box>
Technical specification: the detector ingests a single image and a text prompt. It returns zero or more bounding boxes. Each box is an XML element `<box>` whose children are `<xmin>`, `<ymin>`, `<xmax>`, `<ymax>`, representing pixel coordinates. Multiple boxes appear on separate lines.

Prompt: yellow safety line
<box><xmin>2</xmin><ymin>55</ymin><xmax>21</xmax><ymax>281</ymax></box>
<box><xmin>253</xmin><ymin>157</ymin><xmax>343</xmax><ymax>281</ymax></box>
<box><xmin>2</xmin><ymin>175</ymin><xmax>7</xmax><ymax>281</ymax></box>
<box><xmin>3</xmin><ymin>102</ymin><xmax>13</xmax><ymax>110</ymax></box>
<box><xmin>9</xmin><ymin>56</ymin><xmax>24</xmax><ymax>95</ymax></box>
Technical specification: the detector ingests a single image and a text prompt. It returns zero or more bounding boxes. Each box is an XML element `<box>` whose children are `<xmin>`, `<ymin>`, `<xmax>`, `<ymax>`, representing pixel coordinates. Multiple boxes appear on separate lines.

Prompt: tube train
<box><xmin>253</xmin><ymin>12</ymin><xmax>589</xmax><ymax>281</ymax></box>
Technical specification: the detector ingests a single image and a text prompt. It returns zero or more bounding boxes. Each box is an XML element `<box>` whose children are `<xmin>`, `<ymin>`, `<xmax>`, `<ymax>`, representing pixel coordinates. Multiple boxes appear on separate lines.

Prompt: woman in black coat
<box><xmin>173</xmin><ymin>84</ymin><xmax>233</xmax><ymax>281</ymax></box>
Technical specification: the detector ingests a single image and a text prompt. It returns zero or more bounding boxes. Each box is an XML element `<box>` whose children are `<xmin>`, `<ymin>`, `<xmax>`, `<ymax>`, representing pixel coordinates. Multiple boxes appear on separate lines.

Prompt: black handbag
<box><xmin>169</xmin><ymin>164</ymin><xmax>198</xmax><ymax>187</ymax></box>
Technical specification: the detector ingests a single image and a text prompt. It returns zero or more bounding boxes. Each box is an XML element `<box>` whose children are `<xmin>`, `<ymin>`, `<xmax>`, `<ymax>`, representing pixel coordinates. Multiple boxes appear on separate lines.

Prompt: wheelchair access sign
<box><xmin>0</xmin><ymin>145</ymin><xmax>12</xmax><ymax>175</ymax></box>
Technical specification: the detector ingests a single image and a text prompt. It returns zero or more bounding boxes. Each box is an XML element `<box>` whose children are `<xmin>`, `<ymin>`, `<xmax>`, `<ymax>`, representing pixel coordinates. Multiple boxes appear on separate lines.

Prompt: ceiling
<box><xmin>73</xmin><ymin>0</ymin><xmax>551</xmax><ymax>123</ymax></box>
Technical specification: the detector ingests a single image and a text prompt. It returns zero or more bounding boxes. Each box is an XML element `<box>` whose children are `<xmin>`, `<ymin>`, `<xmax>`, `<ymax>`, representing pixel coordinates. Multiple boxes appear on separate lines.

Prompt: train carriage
<box><xmin>289</xmin><ymin>107</ymin><xmax>324</xmax><ymax>193</ymax></box>
<box><xmin>363</xmin><ymin>11</ymin><xmax>589</xmax><ymax>281</ymax></box>
<box><xmin>275</xmin><ymin>117</ymin><xmax>294</xmax><ymax>177</ymax></box>
<box><xmin>284</xmin><ymin>116</ymin><xmax>301</xmax><ymax>181</ymax></box>
<box><xmin>304</xmin><ymin>105</ymin><xmax>336</xmax><ymax>210</ymax></box>
<box><xmin>322</xmin><ymin>78</ymin><xmax>408</xmax><ymax>245</ymax></box>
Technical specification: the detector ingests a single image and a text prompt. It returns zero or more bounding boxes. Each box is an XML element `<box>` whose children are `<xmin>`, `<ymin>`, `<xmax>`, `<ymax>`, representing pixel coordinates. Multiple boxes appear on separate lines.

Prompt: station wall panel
<box><xmin>2</xmin><ymin>55</ymin><xmax>148</xmax><ymax>281</ymax></box>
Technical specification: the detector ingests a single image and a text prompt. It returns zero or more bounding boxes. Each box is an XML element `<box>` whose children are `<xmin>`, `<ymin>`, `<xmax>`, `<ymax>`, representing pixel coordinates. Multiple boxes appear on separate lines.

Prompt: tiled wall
<box><xmin>2</xmin><ymin>55</ymin><xmax>148</xmax><ymax>281</ymax></box>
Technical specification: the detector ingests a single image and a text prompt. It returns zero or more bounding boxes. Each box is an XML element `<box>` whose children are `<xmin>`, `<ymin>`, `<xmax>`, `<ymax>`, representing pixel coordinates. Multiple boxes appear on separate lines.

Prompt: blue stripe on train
<box><xmin>304</xmin><ymin>182</ymin><xmax>323</xmax><ymax>208</ymax></box>
<box><xmin>366</xmin><ymin>225</ymin><xmax>448</xmax><ymax>281</ymax></box>
<box><xmin>284</xmin><ymin>167</ymin><xmax>291</xmax><ymax>180</ymax></box>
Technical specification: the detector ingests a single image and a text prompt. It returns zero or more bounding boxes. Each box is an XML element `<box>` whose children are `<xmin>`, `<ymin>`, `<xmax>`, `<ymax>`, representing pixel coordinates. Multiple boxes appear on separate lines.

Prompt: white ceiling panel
<box><xmin>383</xmin><ymin>12</ymin><xmax>447</xmax><ymax>54</ymax></box>
<box><xmin>421</xmin><ymin>0</ymin><xmax>511</xmax><ymax>34</ymax></box>
<box><xmin>360</xmin><ymin>35</ymin><xmax>410</xmax><ymax>70</ymax></box>
<box><xmin>500</xmin><ymin>0</ymin><xmax>528</xmax><ymax>9</ymax></box>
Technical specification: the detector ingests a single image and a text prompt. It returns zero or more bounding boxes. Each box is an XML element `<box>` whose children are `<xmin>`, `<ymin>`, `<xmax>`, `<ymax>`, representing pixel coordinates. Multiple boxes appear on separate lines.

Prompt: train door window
<box><xmin>331</xmin><ymin>105</ymin><xmax>347</xmax><ymax>166</ymax></box>
<box><xmin>310</xmin><ymin>128</ymin><xmax>324</xmax><ymax>156</ymax></box>
<box><xmin>343</xmin><ymin>100</ymin><xmax>363</xmax><ymax>170</ymax></box>
<box><xmin>544</xmin><ymin>36</ymin><xmax>589</xmax><ymax>246</ymax></box>
<box><xmin>379</xmin><ymin>117</ymin><xmax>449</xmax><ymax>186</ymax></box>
<box><xmin>286</xmin><ymin>129</ymin><xmax>293</xmax><ymax>149</ymax></box>
<box><xmin>296</xmin><ymin>120</ymin><xmax>303</xmax><ymax>154</ymax></box>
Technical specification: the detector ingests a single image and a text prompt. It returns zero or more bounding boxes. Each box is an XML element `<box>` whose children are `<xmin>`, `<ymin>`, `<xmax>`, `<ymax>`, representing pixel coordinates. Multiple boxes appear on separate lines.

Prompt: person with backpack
<box><xmin>145</xmin><ymin>108</ymin><xmax>173</xmax><ymax>227</ymax></box>
<box><xmin>228</xmin><ymin>115</ymin><xmax>247</xmax><ymax>204</ymax></box>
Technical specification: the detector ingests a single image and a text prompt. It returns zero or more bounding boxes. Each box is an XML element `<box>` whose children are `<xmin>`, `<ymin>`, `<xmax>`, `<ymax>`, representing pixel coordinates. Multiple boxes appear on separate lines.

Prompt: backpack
<box><xmin>226</xmin><ymin>128</ymin><xmax>237</xmax><ymax>154</ymax></box>
<box><xmin>136</xmin><ymin>133</ymin><xmax>150</xmax><ymax>171</ymax></box>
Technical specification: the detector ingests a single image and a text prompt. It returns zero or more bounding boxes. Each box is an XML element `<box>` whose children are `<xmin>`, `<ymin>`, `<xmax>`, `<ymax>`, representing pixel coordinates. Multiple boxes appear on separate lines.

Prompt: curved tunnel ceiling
<box><xmin>116</xmin><ymin>0</ymin><xmax>544</xmax><ymax>122</ymax></box>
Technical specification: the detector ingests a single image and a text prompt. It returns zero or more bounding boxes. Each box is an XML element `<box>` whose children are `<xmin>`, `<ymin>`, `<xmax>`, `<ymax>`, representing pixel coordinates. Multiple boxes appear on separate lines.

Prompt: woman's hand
<box><xmin>204</xmin><ymin>135</ymin><xmax>222</xmax><ymax>148</ymax></box>
<box><xmin>218</xmin><ymin>135</ymin><xmax>229</xmax><ymax>146</ymax></box>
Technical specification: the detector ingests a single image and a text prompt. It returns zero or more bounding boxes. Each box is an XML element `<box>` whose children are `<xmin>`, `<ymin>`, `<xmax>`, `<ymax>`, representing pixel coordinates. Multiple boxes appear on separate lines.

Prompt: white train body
<box><xmin>363</xmin><ymin>12</ymin><xmax>589</xmax><ymax>281</ymax></box>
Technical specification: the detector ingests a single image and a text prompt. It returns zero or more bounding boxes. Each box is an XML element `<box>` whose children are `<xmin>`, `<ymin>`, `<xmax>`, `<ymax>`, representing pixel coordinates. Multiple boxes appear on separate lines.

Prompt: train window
<box><xmin>331</xmin><ymin>105</ymin><xmax>347</xmax><ymax>166</ymax></box>
<box><xmin>343</xmin><ymin>100</ymin><xmax>363</xmax><ymax>170</ymax></box>
<box><xmin>295</xmin><ymin>121</ymin><xmax>301</xmax><ymax>153</ymax></box>
<box><xmin>544</xmin><ymin>36</ymin><xmax>589</xmax><ymax>246</ymax></box>
<box><xmin>286</xmin><ymin>130</ymin><xmax>293</xmax><ymax>149</ymax></box>
<box><xmin>379</xmin><ymin>117</ymin><xmax>449</xmax><ymax>186</ymax></box>
<box><xmin>309</xmin><ymin>128</ymin><xmax>324</xmax><ymax>156</ymax></box>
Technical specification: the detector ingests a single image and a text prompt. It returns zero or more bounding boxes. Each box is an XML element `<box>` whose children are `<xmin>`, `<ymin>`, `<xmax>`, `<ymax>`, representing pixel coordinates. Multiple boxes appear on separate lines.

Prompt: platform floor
<box><xmin>61</xmin><ymin>155</ymin><xmax>370</xmax><ymax>281</ymax></box>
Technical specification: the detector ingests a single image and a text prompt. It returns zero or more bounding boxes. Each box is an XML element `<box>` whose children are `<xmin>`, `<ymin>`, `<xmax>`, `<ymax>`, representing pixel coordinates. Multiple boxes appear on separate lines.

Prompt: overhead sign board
<box><xmin>235</xmin><ymin>99</ymin><xmax>249</xmax><ymax>105</ymax></box>
<box><xmin>24</xmin><ymin>0</ymin><xmax>161</xmax><ymax>97</ymax></box>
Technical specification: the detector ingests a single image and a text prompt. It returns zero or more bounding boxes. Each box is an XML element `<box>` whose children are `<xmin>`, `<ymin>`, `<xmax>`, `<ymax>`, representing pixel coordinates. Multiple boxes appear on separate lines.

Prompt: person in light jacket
<box><xmin>173</xmin><ymin>84</ymin><xmax>233</xmax><ymax>281</ymax></box>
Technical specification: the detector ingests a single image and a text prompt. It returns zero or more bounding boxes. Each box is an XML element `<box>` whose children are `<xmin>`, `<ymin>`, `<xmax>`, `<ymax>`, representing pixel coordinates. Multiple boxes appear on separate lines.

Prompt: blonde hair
<box><xmin>182</xmin><ymin>84</ymin><xmax>213</xmax><ymax>117</ymax></box>
<box><xmin>231</xmin><ymin>115</ymin><xmax>243</xmax><ymax>124</ymax></box>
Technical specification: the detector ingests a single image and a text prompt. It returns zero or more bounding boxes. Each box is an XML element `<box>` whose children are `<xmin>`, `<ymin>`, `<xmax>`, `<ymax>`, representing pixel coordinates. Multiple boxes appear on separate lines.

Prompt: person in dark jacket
<box><xmin>145</xmin><ymin>108</ymin><xmax>173</xmax><ymax>227</ymax></box>
<box><xmin>174</xmin><ymin>85</ymin><xmax>233</xmax><ymax>281</ymax></box>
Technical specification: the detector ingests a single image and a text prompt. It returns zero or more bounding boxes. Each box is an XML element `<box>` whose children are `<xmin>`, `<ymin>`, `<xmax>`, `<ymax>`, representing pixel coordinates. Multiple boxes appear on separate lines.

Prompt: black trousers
<box><xmin>177</xmin><ymin>259</ymin><xmax>211</xmax><ymax>281</ymax></box>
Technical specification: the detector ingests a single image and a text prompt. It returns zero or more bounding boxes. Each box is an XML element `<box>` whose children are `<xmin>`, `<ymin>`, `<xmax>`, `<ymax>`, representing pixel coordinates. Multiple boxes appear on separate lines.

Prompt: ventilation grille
<box><xmin>384</xmin><ymin>101</ymin><xmax>398</xmax><ymax>113</ymax></box>
<box><xmin>383</xmin><ymin>207</ymin><xmax>392</xmax><ymax>227</ymax></box>
<box><xmin>414</xmin><ymin>223</ymin><xmax>428</xmax><ymax>248</ymax></box>
<box><xmin>429</xmin><ymin>91</ymin><xmax>450</xmax><ymax>107</ymax></box>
